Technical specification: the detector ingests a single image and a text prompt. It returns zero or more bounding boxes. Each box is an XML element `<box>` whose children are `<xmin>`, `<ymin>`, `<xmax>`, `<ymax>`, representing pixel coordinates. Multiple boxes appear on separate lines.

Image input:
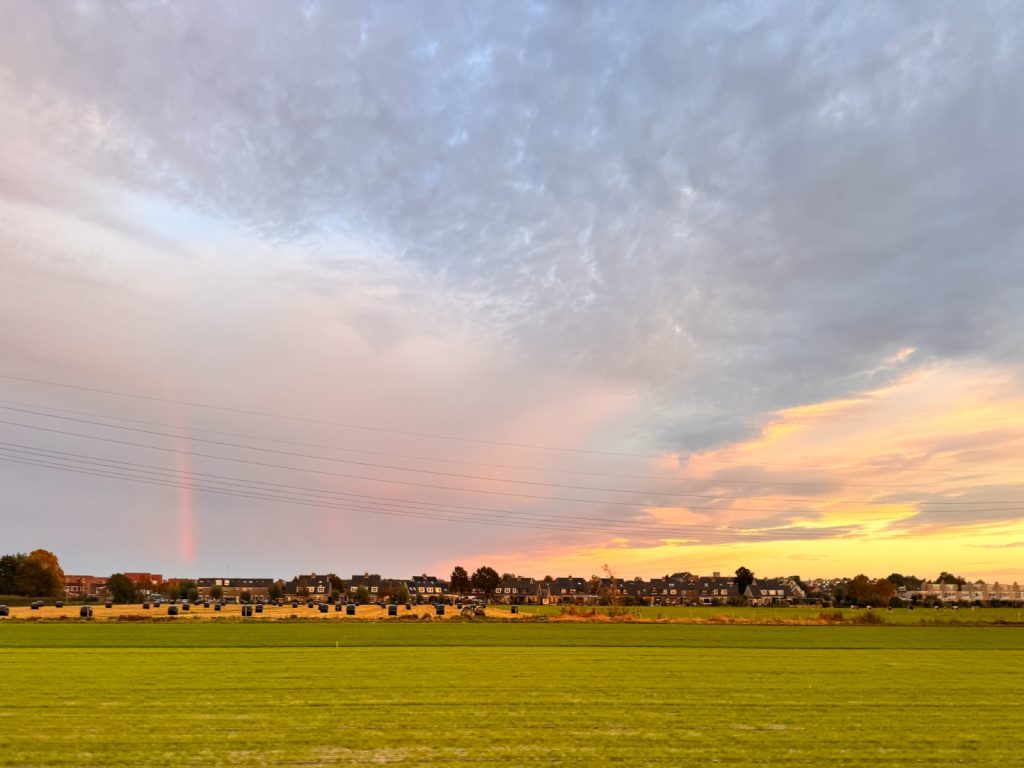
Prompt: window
<box><xmin>371</xmin><ymin>587</ymin><xmax>378</xmax><ymax>593</ymax></box>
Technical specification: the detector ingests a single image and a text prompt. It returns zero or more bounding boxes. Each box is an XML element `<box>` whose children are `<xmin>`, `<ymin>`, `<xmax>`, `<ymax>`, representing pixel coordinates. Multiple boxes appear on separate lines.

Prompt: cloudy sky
<box><xmin>1</xmin><ymin>1</ymin><xmax>1022</xmax><ymax>583</ymax></box>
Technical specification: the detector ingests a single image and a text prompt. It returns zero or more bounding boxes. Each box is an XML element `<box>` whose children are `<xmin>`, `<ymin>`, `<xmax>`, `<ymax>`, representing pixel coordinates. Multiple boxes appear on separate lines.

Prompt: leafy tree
<box><xmin>393</xmin><ymin>583</ymin><xmax>410</xmax><ymax>604</ymax></box>
<box><xmin>107</xmin><ymin>573</ymin><xmax>137</xmax><ymax>604</ymax></box>
<box><xmin>354</xmin><ymin>585</ymin><xmax>371</xmax><ymax>605</ymax></box>
<box><xmin>187</xmin><ymin>587</ymin><xmax>200</xmax><ymax>603</ymax></box>
<box><xmin>16</xmin><ymin>549</ymin><xmax>65</xmax><ymax>597</ymax></box>
<box><xmin>239</xmin><ymin>590</ymin><xmax>252</xmax><ymax>604</ymax></box>
<box><xmin>0</xmin><ymin>553</ymin><xmax>26</xmax><ymax>594</ymax></box>
<box><xmin>209</xmin><ymin>585</ymin><xmax>224</xmax><ymax>600</ymax></box>
<box><xmin>847</xmin><ymin>574</ymin><xmax>873</xmax><ymax>605</ymax></box>
<box><xmin>936</xmin><ymin>572</ymin><xmax>966</xmax><ymax>586</ymax></box>
<box><xmin>471</xmin><ymin>566</ymin><xmax>501</xmax><ymax>596</ymax></box>
<box><xmin>329</xmin><ymin>575</ymin><xmax>345</xmax><ymax>593</ymax></box>
<box><xmin>871</xmin><ymin>579</ymin><xmax>897</xmax><ymax>607</ymax></box>
<box><xmin>330</xmin><ymin>589</ymin><xmax>341</xmax><ymax>603</ymax></box>
<box><xmin>267</xmin><ymin>583</ymin><xmax>283</xmax><ymax>601</ymax></box>
<box><xmin>735</xmin><ymin>566</ymin><xmax>754</xmax><ymax>594</ymax></box>
<box><xmin>449</xmin><ymin>566</ymin><xmax>470</xmax><ymax>595</ymax></box>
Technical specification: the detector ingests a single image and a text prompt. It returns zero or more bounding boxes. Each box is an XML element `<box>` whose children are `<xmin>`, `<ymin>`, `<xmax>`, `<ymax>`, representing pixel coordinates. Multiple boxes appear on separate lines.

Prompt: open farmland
<box><xmin>0</xmin><ymin>623</ymin><xmax>1021</xmax><ymax>766</ymax></box>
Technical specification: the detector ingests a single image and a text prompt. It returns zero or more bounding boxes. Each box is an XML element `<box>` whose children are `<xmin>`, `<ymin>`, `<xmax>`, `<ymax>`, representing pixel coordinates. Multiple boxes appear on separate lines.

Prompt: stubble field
<box><xmin>0</xmin><ymin>622</ymin><xmax>1021</xmax><ymax>766</ymax></box>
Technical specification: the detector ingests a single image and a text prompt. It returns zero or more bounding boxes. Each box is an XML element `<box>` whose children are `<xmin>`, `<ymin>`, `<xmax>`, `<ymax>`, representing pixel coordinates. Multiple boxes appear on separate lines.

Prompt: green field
<box><xmin>490</xmin><ymin>604</ymin><xmax>1024</xmax><ymax>624</ymax></box>
<box><xmin>1</xmin><ymin>623</ymin><xmax>1022</xmax><ymax>766</ymax></box>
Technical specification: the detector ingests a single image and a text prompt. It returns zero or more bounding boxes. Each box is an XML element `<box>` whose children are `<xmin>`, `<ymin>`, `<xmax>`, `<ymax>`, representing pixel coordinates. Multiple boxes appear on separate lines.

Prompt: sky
<box><xmin>1</xmin><ymin>1</ymin><xmax>1022</xmax><ymax>583</ymax></box>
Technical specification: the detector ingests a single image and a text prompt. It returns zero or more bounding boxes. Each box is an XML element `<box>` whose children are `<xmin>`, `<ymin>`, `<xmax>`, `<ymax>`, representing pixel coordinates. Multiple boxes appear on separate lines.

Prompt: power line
<box><xmin>0</xmin><ymin>406</ymin><xmax>1017</xmax><ymax>506</ymax></box>
<box><xmin>0</xmin><ymin>397</ymin><xmax>1001</xmax><ymax>492</ymax></box>
<box><xmin>0</xmin><ymin>441</ymin><xmax>861</xmax><ymax>539</ymax></box>
<box><xmin>0</xmin><ymin>373</ymin><xmax>653</xmax><ymax>458</ymax></box>
<box><xmin>5</xmin><ymin>419</ymin><xmax>1020</xmax><ymax>518</ymax></box>
<box><xmin>3</xmin><ymin>372</ymin><xmax>1018</xmax><ymax>478</ymax></box>
<box><xmin>0</xmin><ymin>451</ymin><xmax>848</xmax><ymax>542</ymax></box>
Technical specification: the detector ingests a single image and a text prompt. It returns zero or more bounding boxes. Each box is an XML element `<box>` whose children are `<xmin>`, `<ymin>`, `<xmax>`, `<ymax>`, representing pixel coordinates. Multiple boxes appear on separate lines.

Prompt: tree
<box><xmin>0</xmin><ymin>553</ymin><xmax>26</xmax><ymax>594</ymax></box>
<box><xmin>209</xmin><ymin>585</ymin><xmax>224</xmax><ymax>600</ymax></box>
<box><xmin>329</xmin><ymin>575</ymin><xmax>345</xmax><ymax>594</ymax></box>
<box><xmin>936</xmin><ymin>572</ymin><xmax>966</xmax><ymax>586</ymax></box>
<box><xmin>847</xmin><ymin>574</ymin><xmax>873</xmax><ymax>605</ymax></box>
<box><xmin>872</xmin><ymin>579</ymin><xmax>897</xmax><ymax>606</ymax></box>
<box><xmin>735</xmin><ymin>567</ymin><xmax>754</xmax><ymax>595</ymax></box>
<box><xmin>106</xmin><ymin>573</ymin><xmax>137</xmax><ymax>604</ymax></box>
<box><xmin>16</xmin><ymin>549</ymin><xmax>65</xmax><ymax>597</ymax></box>
<box><xmin>393</xmin><ymin>583</ymin><xmax>410</xmax><ymax>604</ymax></box>
<box><xmin>187</xmin><ymin>587</ymin><xmax>200</xmax><ymax>603</ymax></box>
<box><xmin>354</xmin><ymin>585</ymin><xmax>371</xmax><ymax>605</ymax></box>
<box><xmin>471</xmin><ymin>566</ymin><xmax>500</xmax><ymax>597</ymax></box>
<box><xmin>267</xmin><ymin>583</ymin><xmax>283</xmax><ymax>601</ymax></box>
<box><xmin>239</xmin><ymin>590</ymin><xmax>252</xmax><ymax>604</ymax></box>
<box><xmin>450</xmin><ymin>566</ymin><xmax>470</xmax><ymax>595</ymax></box>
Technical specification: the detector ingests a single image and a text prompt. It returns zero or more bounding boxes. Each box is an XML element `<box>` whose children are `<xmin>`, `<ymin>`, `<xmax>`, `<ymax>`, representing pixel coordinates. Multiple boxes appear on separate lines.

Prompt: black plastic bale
<box><xmin>388</xmin><ymin>604</ymin><xmax>398</xmax><ymax>616</ymax></box>
<box><xmin>104</xmin><ymin>602</ymin><xmax>112</xmax><ymax>609</ymax></box>
<box><xmin>79</xmin><ymin>605</ymin><xmax>92</xmax><ymax>618</ymax></box>
<box><xmin>319</xmin><ymin>603</ymin><xmax>328</xmax><ymax>613</ymax></box>
<box><xmin>346</xmin><ymin>603</ymin><xmax>357</xmax><ymax>615</ymax></box>
<box><xmin>182</xmin><ymin>603</ymin><xmax>190</xmax><ymax>612</ymax></box>
<box><xmin>307</xmin><ymin>601</ymin><xmax>314</xmax><ymax>608</ymax></box>
<box><xmin>31</xmin><ymin>602</ymin><xmax>40</xmax><ymax>610</ymax></box>
<box><xmin>335</xmin><ymin>603</ymin><xmax>342</xmax><ymax>612</ymax></box>
<box><xmin>56</xmin><ymin>601</ymin><xmax>63</xmax><ymax>608</ymax></box>
<box><xmin>167</xmin><ymin>605</ymin><xmax>178</xmax><ymax>616</ymax></box>
<box><xmin>0</xmin><ymin>605</ymin><xmax>8</xmax><ymax>617</ymax></box>
<box><xmin>143</xmin><ymin>602</ymin><xmax>150</xmax><ymax>609</ymax></box>
<box><xmin>405</xmin><ymin>603</ymin><xmax>412</xmax><ymax>610</ymax></box>
<box><xmin>255</xmin><ymin>604</ymin><xmax>264</xmax><ymax>613</ymax></box>
<box><xmin>511</xmin><ymin>605</ymin><xmax>519</xmax><ymax>614</ymax></box>
<box><xmin>435</xmin><ymin>604</ymin><xmax>445</xmax><ymax>616</ymax></box>
<box><xmin>291</xmin><ymin>601</ymin><xmax>299</xmax><ymax>608</ymax></box>
<box><xmin>214</xmin><ymin>603</ymin><xmax>222</xmax><ymax>611</ymax></box>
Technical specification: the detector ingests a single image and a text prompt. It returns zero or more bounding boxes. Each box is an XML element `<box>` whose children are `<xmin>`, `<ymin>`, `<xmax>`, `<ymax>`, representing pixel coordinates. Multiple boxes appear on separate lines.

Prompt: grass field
<box><xmin>1</xmin><ymin>623</ymin><xmax>1022</xmax><ymax>766</ymax></box>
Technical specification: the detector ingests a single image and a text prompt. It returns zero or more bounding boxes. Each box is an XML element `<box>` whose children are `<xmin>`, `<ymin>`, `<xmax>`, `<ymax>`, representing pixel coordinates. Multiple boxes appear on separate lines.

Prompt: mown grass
<box><xmin>0</xmin><ymin>623</ymin><xmax>1021</xmax><ymax>766</ymax></box>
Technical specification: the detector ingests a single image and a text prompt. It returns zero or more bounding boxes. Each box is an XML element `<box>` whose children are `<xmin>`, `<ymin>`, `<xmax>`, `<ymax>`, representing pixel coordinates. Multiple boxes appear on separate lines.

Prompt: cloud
<box><xmin>1</xmin><ymin>2</ymin><xmax>1022</xmax><ymax>456</ymax></box>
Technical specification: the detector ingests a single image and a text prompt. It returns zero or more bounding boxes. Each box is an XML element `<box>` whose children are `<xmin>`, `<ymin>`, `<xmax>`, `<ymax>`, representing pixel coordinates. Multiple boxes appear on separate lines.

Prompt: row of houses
<box><xmin>60</xmin><ymin>570</ymin><xmax>804</xmax><ymax>605</ymax></box>
<box><xmin>906</xmin><ymin>581</ymin><xmax>1024</xmax><ymax>604</ymax></box>
<box><xmin>66</xmin><ymin>570</ymin><xmax>1023</xmax><ymax>606</ymax></box>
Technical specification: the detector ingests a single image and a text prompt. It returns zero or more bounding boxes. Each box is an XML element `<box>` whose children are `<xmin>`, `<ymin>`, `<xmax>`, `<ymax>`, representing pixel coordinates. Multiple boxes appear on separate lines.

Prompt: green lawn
<box><xmin>1</xmin><ymin>623</ymin><xmax>1021</xmax><ymax>766</ymax></box>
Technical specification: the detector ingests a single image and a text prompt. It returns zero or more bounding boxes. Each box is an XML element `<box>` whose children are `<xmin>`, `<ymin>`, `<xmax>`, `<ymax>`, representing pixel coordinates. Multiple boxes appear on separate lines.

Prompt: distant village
<box><xmin>4</xmin><ymin>550</ymin><xmax>1022</xmax><ymax>607</ymax></box>
<box><xmin>58</xmin><ymin>568</ymin><xmax>1024</xmax><ymax>608</ymax></box>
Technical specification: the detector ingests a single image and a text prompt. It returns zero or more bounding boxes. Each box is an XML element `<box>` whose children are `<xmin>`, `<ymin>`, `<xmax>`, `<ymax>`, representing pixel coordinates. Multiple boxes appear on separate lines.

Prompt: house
<box><xmin>492</xmin><ymin>576</ymin><xmax>540</xmax><ymax>604</ymax></box>
<box><xmin>63</xmin><ymin>575</ymin><xmax>107</xmax><ymax>598</ymax></box>
<box><xmin>347</xmin><ymin>573</ymin><xmax>383</xmax><ymax>602</ymax></box>
<box><xmin>744</xmin><ymin>578</ymin><xmax>803</xmax><ymax>605</ymax></box>
<box><xmin>408</xmin><ymin>575</ymin><xmax>449</xmax><ymax>600</ymax></box>
<box><xmin>123</xmin><ymin>572</ymin><xmax>163</xmax><ymax>588</ymax></box>
<box><xmin>283</xmin><ymin>573</ymin><xmax>334</xmax><ymax>600</ymax></box>
<box><xmin>695</xmin><ymin>573</ymin><xmax>740</xmax><ymax>605</ymax></box>
<box><xmin>649</xmin><ymin>575</ymin><xmax>698</xmax><ymax>605</ymax></box>
<box><xmin>541</xmin><ymin>577</ymin><xmax>590</xmax><ymax>604</ymax></box>
<box><xmin>622</xmin><ymin>578</ymin><xmax>653</xmax><ymax>605</ymax></box>
<box><xmin>196</xmin><ymin>577</ymin><xmax>278</xmax><ymax>600</ymax></box>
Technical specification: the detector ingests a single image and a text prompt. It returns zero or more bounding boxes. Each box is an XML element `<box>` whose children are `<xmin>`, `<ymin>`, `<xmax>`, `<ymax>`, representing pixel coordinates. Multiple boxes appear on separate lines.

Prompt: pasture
<box><xmin>0</xmin><ymin>623</ymin><xmax>1021</xmax><ymax>766</ymax></box>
